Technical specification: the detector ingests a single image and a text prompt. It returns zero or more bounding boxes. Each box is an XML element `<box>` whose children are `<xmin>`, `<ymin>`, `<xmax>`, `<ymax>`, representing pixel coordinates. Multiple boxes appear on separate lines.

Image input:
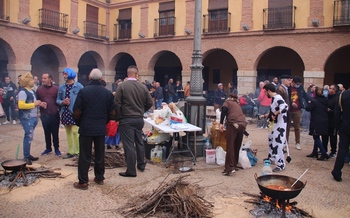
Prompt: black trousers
<box><xmin>332</xmin><ymin>132</ymin><xmax>350</xmax><ymax>178</ymax></box>
<box><xmin>322</xmin><ymin>128</ymin><xmax>338</xmax><ymax>153</ymax></box>
<box><xmin>78</xmin><ymin>135</ymin><xmax>105</xmax><ymax>184</ymax></box>
<box><xmin>40</xmin><ymin>114</ymin><xmax>60</xmax><ymax>150</ymax></box>
<box><xmin>119</xmin><ymin>117</ymin><xmax>145</xmax><ymax>176</ymax></box>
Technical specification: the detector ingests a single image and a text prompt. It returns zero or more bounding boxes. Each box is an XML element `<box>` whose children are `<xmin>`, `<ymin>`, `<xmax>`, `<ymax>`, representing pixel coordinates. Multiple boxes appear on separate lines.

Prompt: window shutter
<box><xmin>86</xmin><ymin>4</ymin><xmax>98</xmax><ymax>22</ymax></box>
<box><xmin>159</xmin><ymin>1</ymin><xmax>175</xmax><ymax>12</ymax></box>
<box><xmin>42</xmin><ymin>0</ymin><xmax>60</xmax><ymax>12</ymax></box>
<box><xmin>208</xmin><ymin>0</ymin><xmax>228</xmax><ymax>11</ymax></box>
<box><xmin>268</xmin><ymin>0</ymin><xmax>292</xmax><ymax>8</ymax></box>
<box><xmin>118</xmin><ymin>8</ymin><xmax>131</xmax><ymax>20</ymax></box>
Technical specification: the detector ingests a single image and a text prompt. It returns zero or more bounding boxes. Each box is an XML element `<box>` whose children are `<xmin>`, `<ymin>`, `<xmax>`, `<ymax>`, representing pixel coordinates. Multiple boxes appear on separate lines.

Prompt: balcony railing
<box><xmin>334</xmin><ymin>0</ymin><xmax>350</xmax><ymax>26</ymax></box>
<box><xmin>203</xmin><ymin>12</ymin><xmax>231</xmax><ymax>33</ymax></box>
<box><xmin>39</xmin><ymin>8</ymin><xmax>68</xmax><ymax>32</ymax></box>
<box><xmin>154</xmin><ymin>16</ymin><xmax>175</xmax><ymax>37</ymax></box>
<box><xmin>263</xmin><ymin>6</ymin><xmax>296</xmax><ymax>30</ymax></box>
<box><xmin>84</xmin><ymin>21</ymin><xmax>106</xmax><ymax>40</ymax></box>
<box><xmin>113</xmin><ymin>22</ymin><xmax>132</xmax><ymax>41</ymax></box>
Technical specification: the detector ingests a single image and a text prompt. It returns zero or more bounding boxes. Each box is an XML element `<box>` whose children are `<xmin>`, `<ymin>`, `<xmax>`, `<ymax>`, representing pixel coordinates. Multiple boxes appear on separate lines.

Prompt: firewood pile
<box><xmin>65</xmin><ymin>151</ymin><xmax>126</xmax><ymax>168</ymax></box>
<box><xmin>122</xmin><ymin>174</ymin><xmax>213</xmax><ymax>217</ymax></box>
<box><xmin>0</xmin><ymin>166</ymin><xmax>63</xmax><ymax>191</ymax></box>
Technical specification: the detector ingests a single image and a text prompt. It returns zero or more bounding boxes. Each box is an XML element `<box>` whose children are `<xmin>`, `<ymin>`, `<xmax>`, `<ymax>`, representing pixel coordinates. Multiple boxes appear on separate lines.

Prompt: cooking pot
<box><xmin>255</xmin><ymin>173</ymin><xmax>306</xmax><ymax>200</ymax></box>
<box><xmin>1</xmin><ymin>159</ymin><xmax>27</xmax><ymax>171</ymax></box>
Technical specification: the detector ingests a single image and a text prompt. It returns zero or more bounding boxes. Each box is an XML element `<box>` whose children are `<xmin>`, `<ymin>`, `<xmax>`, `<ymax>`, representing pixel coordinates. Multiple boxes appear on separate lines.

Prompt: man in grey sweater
<box><xmin>114</xmin><ymin>65</ymin><xmax>153</xmax><ymax>177</ymax></box>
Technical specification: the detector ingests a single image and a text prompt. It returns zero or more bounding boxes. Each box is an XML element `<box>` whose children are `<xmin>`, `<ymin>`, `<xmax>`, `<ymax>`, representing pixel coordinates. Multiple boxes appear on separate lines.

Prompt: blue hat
<box><xmin>63</xmin><ymin>68</ymin><xmax>76</xmax><ymax>80</ymax></box>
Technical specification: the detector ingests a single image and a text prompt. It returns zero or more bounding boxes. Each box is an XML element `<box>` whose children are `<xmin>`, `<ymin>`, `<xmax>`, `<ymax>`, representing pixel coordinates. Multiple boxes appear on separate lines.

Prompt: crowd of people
<box><xmin>0</xmin><ymin>69</ymin><xmax>349</xmax><ymax>185</ymax></box>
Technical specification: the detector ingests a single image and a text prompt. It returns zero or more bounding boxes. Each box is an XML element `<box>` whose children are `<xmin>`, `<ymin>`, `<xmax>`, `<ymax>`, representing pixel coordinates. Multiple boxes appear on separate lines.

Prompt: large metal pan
<box><xmin>1</xmin><ymin>159</ymin><xmax>27</xmax><ymax>171</ymax></box>
<box><xmin>255</xmin><ymin>173</ymin><xmax>306</xmax><ymax>200</ymax></box>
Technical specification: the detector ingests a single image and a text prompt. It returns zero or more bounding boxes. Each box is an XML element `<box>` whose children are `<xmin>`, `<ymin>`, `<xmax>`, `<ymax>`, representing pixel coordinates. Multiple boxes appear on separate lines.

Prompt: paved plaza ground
<box><xmin>0</xmin><ymin>116</ymin><xmax>349</xmax><ymax>218</ymax></box>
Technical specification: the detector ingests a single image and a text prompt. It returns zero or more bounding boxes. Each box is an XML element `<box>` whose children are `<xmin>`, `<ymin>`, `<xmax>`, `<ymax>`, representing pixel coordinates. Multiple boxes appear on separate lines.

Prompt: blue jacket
<box><xmin>56</xmin><ymin>81</ymin><xmax>83</xmax><ymax>115</ymax></box>
<box><xmin>214</xmin><ymin>88</ymin><xmax>226</xmax><ymax>105</ymax></box>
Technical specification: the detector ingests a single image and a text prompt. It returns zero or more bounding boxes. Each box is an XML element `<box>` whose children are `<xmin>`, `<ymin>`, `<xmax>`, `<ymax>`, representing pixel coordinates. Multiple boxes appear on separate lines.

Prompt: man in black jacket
<box><xmin>2</xmin><ymin>76</ymin><xmax>18</xmax><ymax>124</ymax></box>
<box><xmin>153</xmin><ymin>82</ymin><xmax>164</xmax><ymax>109</ymax></box>
<box><xmin>115</xmin><ymin>65</ymin><xmax>153</xmax><ymax>177</ymax></box>
<box><xmin>324</xmin><ymin>84</ymin><xmax>339</xmax><ymax>157</ymax></box>
<box><xmin>72</xmin><ymin>69</ymin><xmax>115</xmax><ymax>190</ymax></box>
<box><xmin>331</xmin><ymin>90</ymin><xmax>350</xmax><ymax>182</ymax></box>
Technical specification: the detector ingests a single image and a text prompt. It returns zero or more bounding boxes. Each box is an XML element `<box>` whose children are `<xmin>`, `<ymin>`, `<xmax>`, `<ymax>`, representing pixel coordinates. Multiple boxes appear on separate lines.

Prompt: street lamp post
<box><xmin>185</xmin><ymin>0</ymin><xmax>206</xmax><ymax>157</ymax></box>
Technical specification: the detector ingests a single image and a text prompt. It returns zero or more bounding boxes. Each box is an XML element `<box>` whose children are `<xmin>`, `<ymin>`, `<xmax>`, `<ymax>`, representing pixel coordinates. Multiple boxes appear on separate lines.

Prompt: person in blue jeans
<box><xmin>153</xmin><ymin>82</ymin><xmax>164</xmax><ymax>109</ymax></box>
<box><xmin>18</xmin><ymin>72</ymin><xmax>46</xmax><ymax>165</ymax></box>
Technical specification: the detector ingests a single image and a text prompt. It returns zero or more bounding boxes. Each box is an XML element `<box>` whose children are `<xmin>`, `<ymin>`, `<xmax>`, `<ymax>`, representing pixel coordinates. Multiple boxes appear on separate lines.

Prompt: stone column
<box><xmin>303</xmin><ymin>71</ymin><xmax>325</xmax><ymax>88</ymax></box>
<box><xmin>7</xmin><ymin>64</ymin><xmax>31</xmax><ymax>82</ymax></box>
<box><xmin>237</xmin><ymin>70</ymin><xmax>257</xmax><ymax>95</ymax></box>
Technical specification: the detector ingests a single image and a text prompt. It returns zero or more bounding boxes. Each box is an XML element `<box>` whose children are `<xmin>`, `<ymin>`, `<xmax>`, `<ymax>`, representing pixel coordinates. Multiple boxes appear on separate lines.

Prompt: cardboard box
<box><xmin>206</xmin><ymin>149</ymin><xmax>216</xmax><ymax>164</ymax></box>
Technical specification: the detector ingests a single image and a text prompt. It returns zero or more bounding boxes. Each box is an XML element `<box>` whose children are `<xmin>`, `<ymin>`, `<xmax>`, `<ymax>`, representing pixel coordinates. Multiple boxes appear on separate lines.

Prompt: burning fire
<box><xmin>262</xmin><ymin>195</ymin><xmax>292</xmax><ymax>212</ymax></box>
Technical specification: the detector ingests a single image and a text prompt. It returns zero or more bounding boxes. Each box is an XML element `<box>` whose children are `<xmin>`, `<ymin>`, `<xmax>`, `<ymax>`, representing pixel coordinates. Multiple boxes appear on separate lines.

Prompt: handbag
<box><xmin>106</xmin><ymin>120</ymin><xmax>118</xmax><ymax>137</ymax></box>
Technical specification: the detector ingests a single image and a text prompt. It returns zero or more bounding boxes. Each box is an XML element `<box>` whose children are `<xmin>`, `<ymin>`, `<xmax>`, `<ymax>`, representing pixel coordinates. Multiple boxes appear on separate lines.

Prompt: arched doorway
<box><xmin>114</xmin><ymin>53</ymin><xmax>136</xmax><ymax>81</ymax></box>
<box><xmin>153</xmin><ymin>51</ymin><xmax>182</xmax><ymax>87</ymax></box>
<box><xmin>325</xmin><ymin>45</ymin><xmax>350</xmax><ymax>89</ymax></box>
<box><xmin>256</xmin><ymin>46</ymin><xmax>304</xmax><ymax>87</ymax></box>
<box><xmin>31</xmin><ymin>45</ymin><xmax>61</xmax><ymax>83</ymax></box>
<box><xmin>0</xmin><ymin>39</ymin><xmax>15</xmax><ymax>81</ymax></box>
<box><xmin>203</xmin><ymin>49</ymin><xmax>238</xmax><ymax>105</ymax></box>
<box><xmin>78</xmin><ymin>51</ymin><xmax>103</xmax><ymax>86</ymax></box>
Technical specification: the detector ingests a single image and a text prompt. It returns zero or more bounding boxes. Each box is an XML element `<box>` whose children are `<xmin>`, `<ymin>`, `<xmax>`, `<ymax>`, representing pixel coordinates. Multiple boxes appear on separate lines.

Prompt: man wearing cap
<box><xmin>288</xmin><ymin>76</ymin><xmax>310</xmax><ymax>150</ymax></box>
<box><xmin>276</xmin><ymin>75</ymin><xmax>292</xmax><ymax>141</ymax></box>
<box><xmin>214</xmin><ymin>83</ymin><xmax>226</xmax><ymax>111</ymax></box>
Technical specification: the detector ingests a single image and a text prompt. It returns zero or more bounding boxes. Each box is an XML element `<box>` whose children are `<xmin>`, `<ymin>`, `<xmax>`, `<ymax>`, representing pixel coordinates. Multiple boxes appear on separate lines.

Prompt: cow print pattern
<box><xmin>267</xmin><ymin>94</ymin><xmax>289</xmax><ymax>170</ymax></box>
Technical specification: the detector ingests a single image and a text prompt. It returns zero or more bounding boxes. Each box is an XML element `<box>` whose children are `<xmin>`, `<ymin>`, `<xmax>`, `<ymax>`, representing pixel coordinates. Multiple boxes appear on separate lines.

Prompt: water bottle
<box><xmin>203</xmin><ymin>138</ymin><xmax>212</xmax><ymax>157</ymax></box>
<box><xmin>262</xmin><ymin>159</ymin><xmax>273</xmax><ymax>176</ymax></box>
<box><xmin>162</xmin><ymin>145</ymin><xmax>167</xmax><ymax>162</ymax></box>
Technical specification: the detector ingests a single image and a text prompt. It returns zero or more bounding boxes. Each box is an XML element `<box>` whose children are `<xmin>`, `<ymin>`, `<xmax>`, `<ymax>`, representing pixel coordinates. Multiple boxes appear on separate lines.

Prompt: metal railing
<box><xmin>334</xmin><ymin>0</ymin><xmax>350</xmax><ymax>26</ymax></box>
<box><xmin>113</xmin><ymin>22</ymin><xmax>132</xmax><ymax>40</ymax></box>
<box><xmin>263</xmin><ymin>6</ymin><xmax>296</xmax><ymax>30</ymax></box>
<box><xmin>154</xmin><ymin>16</ymin><xmax>175</xmax><ymax>37</ymax></box>
<box><xmin>39</xmin><ymin>8</ymin><xmax>68</xmax><ymax>32</ymax></box>
<box><xmin>84</xmin><ymin>21</ymin><xmax>106</xmax><ymax>40</ymax></box>
<box><xmin>203</xmin><ymin>12</ymin><xmax>231</xmax><ymax>33</ymax></box>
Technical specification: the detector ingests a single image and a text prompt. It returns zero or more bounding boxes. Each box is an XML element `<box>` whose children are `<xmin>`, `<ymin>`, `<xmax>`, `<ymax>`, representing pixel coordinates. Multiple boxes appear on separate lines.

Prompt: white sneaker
<box><xmin>3</xmin><ymin>120</ymin><xmax>10</xmax><ymax>124</ymax></box>
<box><xmin>296</xmin><ymin>143</ymin><xmax>301</xmax><ymax>150</ymax></box>
<box><xmin>12</xmin><ymin>120</ymin><xmax>16</xmax><ymax>125</ymax></box>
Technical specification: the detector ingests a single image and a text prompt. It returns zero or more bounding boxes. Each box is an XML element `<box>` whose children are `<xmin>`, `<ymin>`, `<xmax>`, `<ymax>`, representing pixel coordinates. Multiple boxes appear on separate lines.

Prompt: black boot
<box><xmin>317</xmin><ymin>154</ymin><xmax>329</xmax><ymax>161</ymax></box>
<box><xmin>306</xmin><ymin>153</ymin><xmax>318</xmax><ymax>158</ymax></box>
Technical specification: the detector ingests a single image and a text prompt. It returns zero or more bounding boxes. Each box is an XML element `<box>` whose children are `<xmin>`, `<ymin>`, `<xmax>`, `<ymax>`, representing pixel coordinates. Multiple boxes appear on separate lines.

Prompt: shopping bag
<box><xmin>237</xmin><ymin>149</ymin><xmax>251</xmax><ymax>169</ymax></box>
<box><xmin>215</xmin><ymin>146</ymin><xmax>226</xmax><ymax>166</ymax></box>
<box><xmin>106</xmin><ymin>120</ymin><xmax>118</xmax><ymax>137</ymax></box>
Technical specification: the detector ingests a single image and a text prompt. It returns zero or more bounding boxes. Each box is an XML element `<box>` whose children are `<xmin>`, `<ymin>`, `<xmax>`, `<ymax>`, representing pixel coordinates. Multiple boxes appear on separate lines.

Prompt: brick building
<box><xmin>0</xmin><ymin>0</ymin><xmax>349</xmax><ymax>96</ymax></box>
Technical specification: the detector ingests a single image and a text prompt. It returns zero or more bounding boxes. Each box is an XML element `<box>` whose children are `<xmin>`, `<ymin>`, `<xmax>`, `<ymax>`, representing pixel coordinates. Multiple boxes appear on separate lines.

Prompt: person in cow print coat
<box><xmin>260</xmin><ymin>84</ymin><xmax>289</xmax><ymax>172</ymax></box>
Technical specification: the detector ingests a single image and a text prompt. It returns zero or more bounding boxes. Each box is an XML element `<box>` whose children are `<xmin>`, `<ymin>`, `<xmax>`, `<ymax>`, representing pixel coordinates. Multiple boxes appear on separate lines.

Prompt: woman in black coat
<box><xmin>305</xmin><ymin>87</ymin><xmax>329</xmax><ymax>160</ymax></box>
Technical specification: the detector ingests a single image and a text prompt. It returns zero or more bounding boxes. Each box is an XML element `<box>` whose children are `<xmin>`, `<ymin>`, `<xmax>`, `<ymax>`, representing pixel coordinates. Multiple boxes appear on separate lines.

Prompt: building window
<box><xmin>203</xmin><ymin>0</ymin><xmax>230</xmax><ymax>33</ymax></box>
<box><xmin>155</xmin><ymin>1</ymin><xmax>175</xmax><ymax>37</ymax></box>
<box><xmin>116</xmin><ymin>8</ymin><xmax>132</xmax><ymax>40</ymax></box>
<box><xmin>334</xmin><ymin>0</ymin><xmax>350</xmax><ymax>26</ymax></box>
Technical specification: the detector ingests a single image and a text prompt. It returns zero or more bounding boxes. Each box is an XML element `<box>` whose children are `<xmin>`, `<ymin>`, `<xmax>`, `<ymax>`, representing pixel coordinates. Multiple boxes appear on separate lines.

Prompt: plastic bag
<box><xmin>215</xmin><ymin>146</ymin><xmax>226</xmax><ymax>166</ymax></box>
<box><xmin>242</xmin><ymin>140</ymin><xmax>252</xmax><ymax>149</ymax></box>
<box><xmin>106</xmin><ymin>120</ymin><xmax>118</xmax><ymax>137</ymax></box>
<box><xmin>244</xmin><ymin>148</ymin><xmax>258</xmax><ymax>166</ymax></box>
<box><xmin>237</xmin><ymin>149</ymin><xmax>251</xmax><ymax>169</ymax></box>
